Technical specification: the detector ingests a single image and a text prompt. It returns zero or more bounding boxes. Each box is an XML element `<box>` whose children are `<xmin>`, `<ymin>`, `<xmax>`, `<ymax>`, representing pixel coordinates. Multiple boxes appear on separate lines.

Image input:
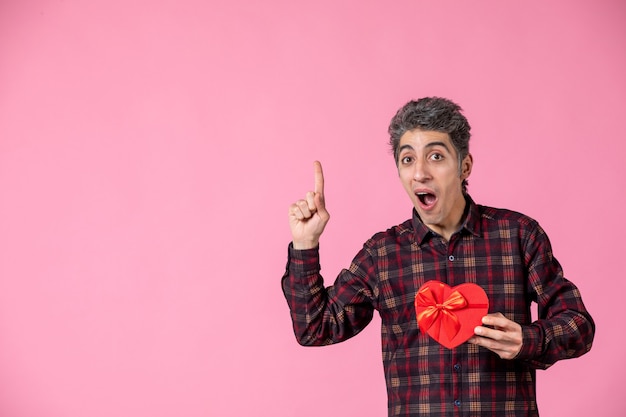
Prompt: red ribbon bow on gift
<box><xmin>416</xmin><ymin>285</ymin><xmax>468</xmax><ymax>340</ymax></box>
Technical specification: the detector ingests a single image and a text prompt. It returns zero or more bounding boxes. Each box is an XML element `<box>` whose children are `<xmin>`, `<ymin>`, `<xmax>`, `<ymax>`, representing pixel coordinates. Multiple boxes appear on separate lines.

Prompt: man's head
<box><xmin>388</xmin><ymin>97</ymin><xmax>472</xmax><ymax>193</ymax></box>
<box><xmin>389</xmin><ymin>97</ymin><xmax>473</xmax><ymax>240</ymax></box>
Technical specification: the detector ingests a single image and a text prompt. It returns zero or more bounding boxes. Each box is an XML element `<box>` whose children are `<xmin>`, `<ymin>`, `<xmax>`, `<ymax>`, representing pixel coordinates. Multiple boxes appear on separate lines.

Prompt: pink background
<box><xmin>1</xmin><ymin>1</ymin><xmax>624</xmax><ymax>416</ymax></box>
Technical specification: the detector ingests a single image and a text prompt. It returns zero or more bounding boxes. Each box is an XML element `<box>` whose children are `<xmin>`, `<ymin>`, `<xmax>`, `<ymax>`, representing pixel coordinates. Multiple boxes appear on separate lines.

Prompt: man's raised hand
<box><xmin>288</xmin><ymin>161</ymin><xmax>330</xmax><ymax>249</ymax></box>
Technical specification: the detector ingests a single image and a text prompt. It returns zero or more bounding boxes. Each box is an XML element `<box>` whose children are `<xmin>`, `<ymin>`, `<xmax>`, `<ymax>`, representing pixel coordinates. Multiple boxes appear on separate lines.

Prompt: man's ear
<box><xmin>461</xmin><ymin>153</ymin><xmax>473</xmax><ymax>180</ymax></box>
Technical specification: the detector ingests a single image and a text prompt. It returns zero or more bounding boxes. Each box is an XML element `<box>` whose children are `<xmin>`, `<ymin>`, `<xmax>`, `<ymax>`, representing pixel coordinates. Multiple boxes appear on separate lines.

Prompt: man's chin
<box><xmin>414</xmin><ymin>206</ymin><xmax>437</xmax><ymax>221</ymax></box>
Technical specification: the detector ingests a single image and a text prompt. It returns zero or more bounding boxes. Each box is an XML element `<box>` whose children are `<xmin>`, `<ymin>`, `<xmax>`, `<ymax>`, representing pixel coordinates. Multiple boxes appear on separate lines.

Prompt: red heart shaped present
<box><xmin>415</xmin><ymin>280</ymin><xmax>489</xmax><ymax>349</ymax></box>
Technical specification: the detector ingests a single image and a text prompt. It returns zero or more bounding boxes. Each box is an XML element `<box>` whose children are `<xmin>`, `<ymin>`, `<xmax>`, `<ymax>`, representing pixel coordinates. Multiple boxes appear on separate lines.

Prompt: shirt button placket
<box><xmin>453</xmin><ymin>363</ymin><xmax>461</xmax><ymax>408</ymax></box>
<box><xmin>449</xmin><ymin>240</ymin><xmax>461</xmax><ymax>411</ymax></box>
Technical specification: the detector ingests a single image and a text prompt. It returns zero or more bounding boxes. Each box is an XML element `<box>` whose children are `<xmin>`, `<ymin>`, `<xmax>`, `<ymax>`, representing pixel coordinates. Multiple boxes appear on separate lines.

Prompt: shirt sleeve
<box><xmin>281</xmin><ymin>243</ymin><xmax>377</xmax><ymax>346</ymax></box>
<box><xmin>515</xmin><ymin>222</ymin><xmax>595</xmax><ymax>369</ymax></box>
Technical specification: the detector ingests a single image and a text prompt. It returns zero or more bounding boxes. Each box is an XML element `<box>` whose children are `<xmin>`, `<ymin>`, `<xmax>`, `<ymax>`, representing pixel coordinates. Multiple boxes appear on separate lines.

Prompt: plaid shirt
<box><xmin>282</xmin><ymin>197</ymin><xmax>594</xmax><ymax>417</ymax></box>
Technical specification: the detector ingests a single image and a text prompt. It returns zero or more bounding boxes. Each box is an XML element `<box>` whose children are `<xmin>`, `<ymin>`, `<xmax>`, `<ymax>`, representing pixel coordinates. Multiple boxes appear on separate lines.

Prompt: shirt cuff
<box><xmin>516</xmin><ymin>323</ymin><xmax>544</xmax><ymax>360</ymax></box>
<box><xmin>287</xmin><ymin>242</ymin><xmax>321</xmax><ymax>277</ymax></box>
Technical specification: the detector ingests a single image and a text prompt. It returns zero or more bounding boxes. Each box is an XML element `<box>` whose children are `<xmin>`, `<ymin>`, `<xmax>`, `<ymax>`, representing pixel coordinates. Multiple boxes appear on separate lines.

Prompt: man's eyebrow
<box><xmin>398</xmin><ymin>141</ymin><xmax>451</xmax><ymax>153</ymax></box>
<box><xmin>424</xmin><ymin>141</ymin><xmax>451</xmax><ymax>152</ymax></box>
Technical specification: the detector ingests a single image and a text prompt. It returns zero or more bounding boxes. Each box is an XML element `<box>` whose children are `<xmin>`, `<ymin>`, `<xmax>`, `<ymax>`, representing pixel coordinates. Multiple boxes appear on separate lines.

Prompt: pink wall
<box><xmin>1</xmin><ymin>1</ymin><xmax>624</xmax><ymax>416</ymax></box>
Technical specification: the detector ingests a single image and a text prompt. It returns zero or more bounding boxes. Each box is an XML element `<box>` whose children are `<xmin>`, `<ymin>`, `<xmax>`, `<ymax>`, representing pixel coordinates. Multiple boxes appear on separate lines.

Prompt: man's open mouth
<box><xmin>416</xmin><ymin>192</ymin><xmax>437</xmax><ymax>207</ymax></box>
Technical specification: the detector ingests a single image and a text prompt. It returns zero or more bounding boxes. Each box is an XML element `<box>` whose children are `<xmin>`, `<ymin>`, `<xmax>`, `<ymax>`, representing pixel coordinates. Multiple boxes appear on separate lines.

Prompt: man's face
<box><xmin>397</xmin><ymin>129</ymin><xmax>472</xmax><ymax>240</ymax></box>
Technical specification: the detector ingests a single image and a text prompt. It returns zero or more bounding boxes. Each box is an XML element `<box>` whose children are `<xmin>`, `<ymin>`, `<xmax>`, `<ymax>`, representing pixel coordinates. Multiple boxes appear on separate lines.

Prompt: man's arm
<box><xmin>282</xmin><ymin>161</ymin><xmax>375</xmax><ymax>346</ymax></box>
<box><xmin>281</xmin><ymin>244</ymin><xmax>376</xmax><ymax>346</ymax></box>
<box><xmin>470</xmin><ymin>222</ymin><xmax>595</xmax><ymax>367</ymax></box>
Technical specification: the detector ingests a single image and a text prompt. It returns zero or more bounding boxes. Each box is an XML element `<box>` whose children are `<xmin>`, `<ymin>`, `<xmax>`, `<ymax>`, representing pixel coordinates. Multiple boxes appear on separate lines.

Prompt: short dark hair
<box><xmin>388</xmin><ymin>97</ymin><xmax>472</xmax><ymax>192</ymax></box>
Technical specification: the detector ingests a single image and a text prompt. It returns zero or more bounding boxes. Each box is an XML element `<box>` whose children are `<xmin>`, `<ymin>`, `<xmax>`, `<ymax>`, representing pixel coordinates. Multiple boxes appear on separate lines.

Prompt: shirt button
<box><xmin>454</xmin><ymin>400</ymin><xmax>461</xmax><ymax>407</ymax></box>
<box><xmin>448</xmin><ymin>255</ymin><xmax>455</xmax><ymax>261</ymax></box>
<box><xmin>453</xmin><ymin>364</ymin><xmax>461</xmax><ymax>372</ymax></box>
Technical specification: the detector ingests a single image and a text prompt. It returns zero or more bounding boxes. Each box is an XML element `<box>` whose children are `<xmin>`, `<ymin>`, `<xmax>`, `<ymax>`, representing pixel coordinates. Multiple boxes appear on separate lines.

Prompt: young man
<box><xmin>282</xmin><ymin>97</ymin><xmax>594</xmax><ymax>417</ymax></box>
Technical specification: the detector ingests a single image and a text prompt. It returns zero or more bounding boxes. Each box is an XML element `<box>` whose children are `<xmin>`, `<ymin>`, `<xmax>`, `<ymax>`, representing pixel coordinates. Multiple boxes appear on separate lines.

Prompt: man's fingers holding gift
<box><xmin>480</xmin><ymin>312</ymin><xmax>515</xmax><ymax>330</ymax></box>
<box><xmin>469</xmin><ymin>313</ymin><xmax>523</xmax><ymax>360</ymax></box>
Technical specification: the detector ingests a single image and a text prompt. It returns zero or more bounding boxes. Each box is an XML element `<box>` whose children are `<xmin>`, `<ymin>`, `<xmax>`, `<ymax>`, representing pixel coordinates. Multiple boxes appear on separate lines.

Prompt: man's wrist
<box><xmin>292</xmin><ymin>240</ymin><xmax>319</xmax><ymax>250</ymax></box>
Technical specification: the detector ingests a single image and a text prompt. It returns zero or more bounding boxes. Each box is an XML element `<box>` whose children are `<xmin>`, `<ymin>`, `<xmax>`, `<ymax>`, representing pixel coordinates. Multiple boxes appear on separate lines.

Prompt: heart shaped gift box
<box><xmin>415</xmin><ymin>280</ymin><xmax>489</xmax><ymax>349</ymax></box>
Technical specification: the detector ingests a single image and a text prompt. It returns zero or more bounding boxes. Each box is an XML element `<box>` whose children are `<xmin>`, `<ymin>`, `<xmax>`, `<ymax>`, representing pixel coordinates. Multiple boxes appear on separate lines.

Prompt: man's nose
<box><xmin>413</xmin><ymin>160</ymin><xmax>431</xmax><ymax>182</ymax></box>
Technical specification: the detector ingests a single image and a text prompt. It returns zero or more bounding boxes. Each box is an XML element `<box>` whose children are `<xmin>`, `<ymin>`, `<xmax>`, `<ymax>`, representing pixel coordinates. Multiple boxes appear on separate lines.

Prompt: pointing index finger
<box><xmin>314</xmin><ymin>160</ymin><xmax>324</xmax><ymax>195</ymax></box>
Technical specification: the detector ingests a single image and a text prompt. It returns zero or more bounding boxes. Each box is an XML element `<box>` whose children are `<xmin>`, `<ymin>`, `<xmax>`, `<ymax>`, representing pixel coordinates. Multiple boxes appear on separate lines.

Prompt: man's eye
<box><xmin>401</xmin><ymin>156</ymin><xmax>413</xmax><ymax>164</ymax></box>
<box><xmin>430</xmin><ymin>153</ymin><xmax>443</xmax><ymax>161</ymax></box>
